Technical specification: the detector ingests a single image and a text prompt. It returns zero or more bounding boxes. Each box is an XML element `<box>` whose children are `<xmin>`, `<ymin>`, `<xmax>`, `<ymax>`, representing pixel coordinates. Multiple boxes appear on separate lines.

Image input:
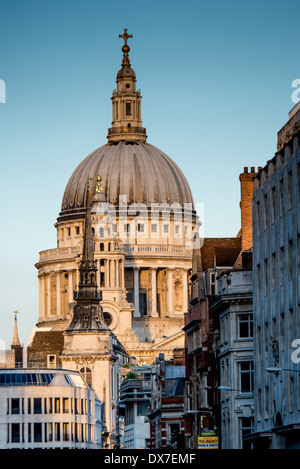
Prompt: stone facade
<box><xmin>211</xmin><ymin>268</ymin><xmax>254</xmax><ymax>449</ymax></box>
<box><xmin>249</xmin><ymin>104</ymin><xmax>300</xmax><ymax>449</ymax></box>
<box><xmin>32</xmin><ymin>31</ymin><xmax>196</xmax><ymax>366</ymax></box>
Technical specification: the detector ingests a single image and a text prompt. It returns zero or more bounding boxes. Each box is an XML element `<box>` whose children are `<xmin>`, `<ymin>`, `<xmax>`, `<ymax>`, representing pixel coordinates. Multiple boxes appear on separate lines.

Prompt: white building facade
<box><xmin>0</xmin><ymin>368</ymin><xmax>102</xmax><ymax>449</ymax></box>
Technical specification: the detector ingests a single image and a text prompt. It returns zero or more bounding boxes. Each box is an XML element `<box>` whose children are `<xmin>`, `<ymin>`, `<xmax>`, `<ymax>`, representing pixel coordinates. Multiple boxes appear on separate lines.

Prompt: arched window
<box><xmin>100</xmin><ymin>227</ymin><xmax>104</xmax><ymax>238</ymax></box>
<box><xmin>100</xmin><ymin>243</ymin><xmax>105</xmax><ymax>252</ymax></box>
<box><xmin>80</xmin><ymin>367</ymin><xmax>92</xmax><ymax>387</ymax></box>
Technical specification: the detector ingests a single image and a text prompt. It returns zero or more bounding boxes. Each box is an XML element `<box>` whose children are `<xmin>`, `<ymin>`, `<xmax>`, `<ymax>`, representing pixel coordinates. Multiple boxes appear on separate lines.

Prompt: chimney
<box><xmin>239</xmin><ymin>168</ymin><xmax>258</xmax><ymax>253</ymax></box>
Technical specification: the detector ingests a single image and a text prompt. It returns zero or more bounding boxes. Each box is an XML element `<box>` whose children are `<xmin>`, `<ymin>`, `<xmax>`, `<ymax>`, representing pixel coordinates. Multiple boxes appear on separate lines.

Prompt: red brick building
<box><xmin>183</xmin><ymin>167</ymin><xmax>259</xmax><ymax>449</ymax></box>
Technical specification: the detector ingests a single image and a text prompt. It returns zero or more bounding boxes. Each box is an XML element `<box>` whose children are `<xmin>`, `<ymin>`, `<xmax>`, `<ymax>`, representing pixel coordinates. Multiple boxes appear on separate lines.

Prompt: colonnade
<box><xmin>132</xmin><ymin>266</ymin><xmax>189</xmax><ymax>318</ymax></box>
<box><xmin>38</xmin><ymin>264</ymin><xmax>189</xmax><ymax>323</ymax></box>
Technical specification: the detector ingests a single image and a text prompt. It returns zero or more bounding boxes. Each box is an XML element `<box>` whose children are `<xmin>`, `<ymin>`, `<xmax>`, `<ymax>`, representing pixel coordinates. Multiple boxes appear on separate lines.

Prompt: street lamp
<box><xmin>218</xmin><ymin>386</ymin><xmax>243</xmax><ymax>392</ymax></box>
<box><xmin>266</xmin><ymin>367</ymin><xmax>299</xmax><ymax>374</ymax></box>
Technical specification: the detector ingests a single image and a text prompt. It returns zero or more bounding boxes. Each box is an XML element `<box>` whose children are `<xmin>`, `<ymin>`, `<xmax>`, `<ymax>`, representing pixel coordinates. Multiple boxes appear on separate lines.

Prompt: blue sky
<box><xmin>0</xmin><ymin>0</ymin><xmax>299</xmax><ymax>347</ymax></box>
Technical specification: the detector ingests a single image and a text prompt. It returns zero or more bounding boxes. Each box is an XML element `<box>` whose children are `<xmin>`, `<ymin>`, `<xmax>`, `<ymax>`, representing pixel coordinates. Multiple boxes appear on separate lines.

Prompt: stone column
<box><xmin>121</xmin><ymin>261</ymin><xmax>125</xmax><ymax>289</ymax></box>
<box><xmin>105</xmin><ymin>259</ymin><xmax>109</xmax><ymax>287</ymax></box>
<box><xmin>115</xmin><ymin>259</ymin><xmax>119</xmax><ymax>288</ymax></box>
<box><xmin>167</xmin><ymin>268</ymin><xmax>174</xmax><ymax>316</ymax></box>
<box><xmin>111</xmin><ymin>259</ymin><xmax>116</xmax><ymax>288</ymax></box>
<box><xmin>151</xmin><ymin>268</ymin><xmax>158</xmax><ymax>317</ymax></box>
<box><xmin>96</xmin><ymin>260</ymin><xmax>101</xmax><ymax>287</ymax></box>
<box><xmin>68</xmin><ymin>271</ymin><xmax>73</xmax><ymax>304</ymax></box>
<box><xmin>39</xmin><ymin>275</ymin><xmax>45</xmax><ymax>322</ymax></box>
<box><xmin>133</xmin><ymin>267</ymin><xmax>140</xmax><ymax>317</ymax></box>
<box><xmin>182</xmin><ymin>269</ymin><xmax>188</xmax><ymax>312</ymax></box>
<box><xmin>46</xmin><ymin>275</ymin><xmax>51</xmax><ymax>318</ymax></box>
<box><xmin>56</xmin><ymin>272</ymin><xmax>61</xmax><ymax>317</ymax></box>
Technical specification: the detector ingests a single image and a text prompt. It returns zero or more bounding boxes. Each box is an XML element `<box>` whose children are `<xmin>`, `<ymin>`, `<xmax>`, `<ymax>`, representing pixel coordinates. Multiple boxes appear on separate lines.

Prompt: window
<box><xmin>288</xmin><ymin>170</ymin><xmax>293</xmax><ymax>209</ymax></box>
<box><xmin>279</xmin><ymin>247</ymin><xmax>284</xmax><ymax>285</ymax></box>
<box><xmin>55</xmin><ymin>397</ymin><xmax>60</xmax><ymax>413</ymax></box>
<box><xmin>279</xmin><ymin>179</ymin><xmax>284</xmax><ymax>217</ymax></box>
<box><xmin>240</xmin><ymin>362</ymin><xmax>254</xmax><ymax>393</ymax></box>
<box><xmin>76</xmin><ymin>226</ymin><xmax>80</xmax><ymax>235</ymax></box>
<box><xmin>34</xmin><ymin>423</ymin><xmax>42</xmax><ymax>443</ymax></box>
<box><xmin>75</xmin><ymin>398</ymin><xmax>79</xmax><ymax>414</ymax></box>
<box><xmin>34</xmin><ymin>398</ymin><xmax>42</xmax><ymax>414</ymax></box>
<box><xmin>55</xmin><ymin>422</ymin><xmax>60</xmax><ymax>441</ymax></box>
<box><xmin>168</xmin><ymin>423</ymin><xmax>181</xmax><ymax>446</ymax></box>
<box><xmin>151</xmin><ymin>224</ymin><xmax>157</xmax><ymax>233</ymax></box>
<box><xmin>126</xmin><ymin>101</ymin><xmax>131</xmax><ymax>115</ymax></box>
<box><xmin>11</xmin><ymin>398</ymin><xmax>20</xmax><ymax>414</ymax></box>
<box><xmin>255</xmin><ymin>201</ymin><xmax>260</xmax><ymax>234</ymax></box>
<box><xmin>240</xmin><ymin>418</ymin><xmax>254</xmax><ymax>449</ymax></box>
<box><xmin>137</xmin><ymin>223</ymin><xmax>144</xmax><ymax>233</ymax></box>
<box><xmin>80</xmin><ymin>367</ymin><xmax>92</xmax><ymax>387</ymax></box>
<box><xmin>163</xmin><ymin>224</ymin><xmax>169</xmax><ymax>234</ymax></box>
<box><xmin>63</xmin><ymin>398</ymin><xmax>69</xmax><ymax>413</ymax></box>
<box><xmin>264</xmin><ymin>259</ymin><xmax>268</xmax><ymax>296</ymax></box>
<box><xmin>48</xmin><ymin>423</ymin><xmax>53</xmax><ymax>442</ymax></box>
<box><xmin>63</xmin><ymin>423</ymin><xmax>70</xmax><ymax>441</ymax></box>
<box><xmin>271</xmin><ymin>186</ymin><xmax>276</xmax><ymax>224</ymax></box>
<box><xmin>11</xmin><ymin>423</ymin><xmax>20</xmax><ymax>443</ymax></box>
<box><xmin>210</xmin><ymin>272</ymin><xmax>216</xmax><ymax>296</ymax></box>
<box><xmin>271</xmin><ymin>253</ymin><xmax>276</xmax><ymax>291</ymax></box>
<box><xmin>100</xmin><ymin>272</ymin><xmax>105</xmax><ymax>287</ymax></box>
<box><xmin>47</xmin><ymin>354</ymin><xmax>56</xmax><ymax>369</ymax></box>
<box><xmin>67</xmin><ymin>227</ymin><xmax>71</xmax><ymax>236</ymax></box>
<box><xmin>100</xmin><ymin>227</ymin><xmax>104</xmax><ymax>238</ymax></box>
<box><xmin>263</xmin><ymin>194</ymin><xmax>268</xmax><ymax>230</ymax></box>
<box><xmin>238</xmin><ymin>314</ymin><xmax>253</xmax><ymax>338</ymax></box>
<box><xmin>288</xmin><ymin>240</ymin><xmax>293</xmax><ymax>280</ymax></box>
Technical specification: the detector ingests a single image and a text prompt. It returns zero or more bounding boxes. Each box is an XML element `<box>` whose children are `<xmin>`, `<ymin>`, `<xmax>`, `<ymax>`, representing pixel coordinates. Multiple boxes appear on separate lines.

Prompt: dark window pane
<box><xmin>11</xmin><ymin>423</ymin><xmax>20</xmax><ymax>443</ymax></box>
<box><xmin>34</xmin><ymin>423</ymin><xmax>42</xmax><ymax>442</ymax></box>
<box><xmin>34</xmin><ymin>398</ymin><xmax>42</xmax><ymax>414</ymax></box>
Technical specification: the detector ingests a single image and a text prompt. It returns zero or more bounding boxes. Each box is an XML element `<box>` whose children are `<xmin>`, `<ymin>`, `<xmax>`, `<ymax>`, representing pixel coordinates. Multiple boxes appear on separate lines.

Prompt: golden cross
<box><xmin>119</xmin><ymin>29</ymin><xmax>132</xmax><ymax>46</ymax></box>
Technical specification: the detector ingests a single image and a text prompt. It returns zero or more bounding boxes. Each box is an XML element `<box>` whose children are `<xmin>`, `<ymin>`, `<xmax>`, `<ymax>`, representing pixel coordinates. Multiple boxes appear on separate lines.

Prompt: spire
<box><xmin>81</xmin><ymin>183</ymin><xmax>95</xmax><ymax>266</ymax></box>
<box><xmin>107</xmin><ymin>29</ymin><xmax>147</xmax><ymax>143</ymax></box>
<box><xmin>11</xmin><ymin>311</ymin><xmax>21</xmax><ymax>347</ymax></box>
<box><xmin>65</xmin><ymin>179</ymin><xmax>109</xmax><ymax>332</ymax></box>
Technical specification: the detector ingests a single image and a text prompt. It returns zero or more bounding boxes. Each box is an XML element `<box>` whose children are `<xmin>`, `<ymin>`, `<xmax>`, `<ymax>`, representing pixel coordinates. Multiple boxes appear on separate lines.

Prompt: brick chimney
<box><xmin>239</xmin><ymin>167</ymin><xmax>261</xmax><ymax>253</ymax></box>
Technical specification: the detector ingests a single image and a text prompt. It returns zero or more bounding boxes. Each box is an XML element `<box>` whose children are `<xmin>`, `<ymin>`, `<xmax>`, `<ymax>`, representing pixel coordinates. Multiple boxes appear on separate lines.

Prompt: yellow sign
<box><xmin>198</xmin><ymin>436</ymin><xmax>219</xmax><ymax>449</ymax></box>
